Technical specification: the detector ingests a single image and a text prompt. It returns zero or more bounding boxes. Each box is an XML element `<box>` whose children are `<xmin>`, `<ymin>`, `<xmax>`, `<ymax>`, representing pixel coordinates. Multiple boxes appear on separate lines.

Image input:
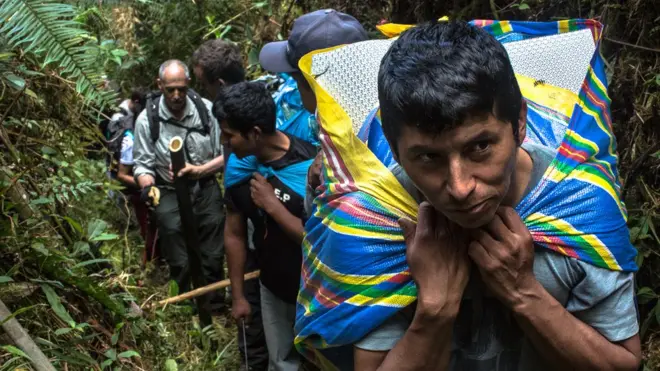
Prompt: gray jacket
<box><xmin>133</xmin><ymin>95</ymin><xmax>221</xmax><ymax>183</ymax></box>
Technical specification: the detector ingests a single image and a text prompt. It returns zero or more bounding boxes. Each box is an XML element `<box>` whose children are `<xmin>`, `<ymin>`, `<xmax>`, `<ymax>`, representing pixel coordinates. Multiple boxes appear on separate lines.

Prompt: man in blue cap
<box><xmin>222</xmin><ymin>9</ymin><xmax>367</xmax><ymax>371</ymax></box>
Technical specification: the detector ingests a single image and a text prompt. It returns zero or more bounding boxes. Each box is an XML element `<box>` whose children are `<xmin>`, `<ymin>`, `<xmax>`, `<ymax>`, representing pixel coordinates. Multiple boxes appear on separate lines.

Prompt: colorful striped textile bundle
<box><xmin>293</xmin><ymin>19</ymin><xmax>638</xmax><ymax>367</ymax></box>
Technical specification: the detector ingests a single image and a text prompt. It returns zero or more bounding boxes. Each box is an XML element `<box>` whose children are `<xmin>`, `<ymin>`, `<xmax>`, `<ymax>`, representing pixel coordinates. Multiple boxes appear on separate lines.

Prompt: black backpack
<box><xmin>105</xmin><ymin>107</ymin><xmax>135</xmax><ymax>176</ymax></box>
<box><xmin>145</xmin><ymin>88</ymin><xmax>211</xmax><ymax>143</ymax></box>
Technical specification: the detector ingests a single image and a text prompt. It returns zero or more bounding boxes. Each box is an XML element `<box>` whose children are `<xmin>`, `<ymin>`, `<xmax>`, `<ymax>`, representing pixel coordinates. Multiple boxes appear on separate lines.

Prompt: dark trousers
<box><xmin>154</xmin><ymin>181</ymin><xmax>225</xmax><ymax>311</ymax></box>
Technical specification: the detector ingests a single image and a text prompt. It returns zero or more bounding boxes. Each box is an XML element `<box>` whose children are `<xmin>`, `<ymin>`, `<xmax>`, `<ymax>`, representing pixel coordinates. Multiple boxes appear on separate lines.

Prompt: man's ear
<box><xmin>517</xmin><ymin>99</ymin><xmax>527</xmax><ymax>145</ymax></box>
<box><xmin>251</xmin><ymin>126</ymin><xmax>263</xmax><ymax>142</ymax></box>
<box><xmin>156</xmin><ymin>78</ymin><xmax>163</xmax><ymax>91</ymax></box>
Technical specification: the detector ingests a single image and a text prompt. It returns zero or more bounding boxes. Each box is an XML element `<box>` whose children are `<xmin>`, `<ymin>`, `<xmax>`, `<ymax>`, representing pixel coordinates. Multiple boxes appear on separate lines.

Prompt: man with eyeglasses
<box><xmin>133</xmin><ymin>59</ymin><xmax>226</xmax><ymax>313</ymax></box>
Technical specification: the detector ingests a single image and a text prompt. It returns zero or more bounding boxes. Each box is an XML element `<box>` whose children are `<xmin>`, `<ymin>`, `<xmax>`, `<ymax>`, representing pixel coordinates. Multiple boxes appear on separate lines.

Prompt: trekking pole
<box><xmin>156</xmin><ymin>271</ymin><xmax>260</xmax><ymax>307</ymax></box>
<box><xmin>242</xmin><ymin>319</ymin><xmax>249</xmax><ymax>370</ymax></box>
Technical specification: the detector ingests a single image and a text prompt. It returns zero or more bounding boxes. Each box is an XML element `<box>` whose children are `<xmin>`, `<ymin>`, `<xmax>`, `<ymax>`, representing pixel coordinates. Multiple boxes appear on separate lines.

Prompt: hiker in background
<box><xmin>257</xmin><ymin>9</ymin><xmax>368</xmax><ymax>220</ymax></box>
<box><xmin>353</xmin><ymin>21</ymin><xmax>641</xmax><ymax>370</ymax></box>
<box><xmin>246</xmin><ymin>9</ymin><xmax>366</xmax><ymax>370</ymax></box>
<box><xmin>191</xmin><ymin>39</ymin><xmax>246</xmax><ymax>100</ymax></box>
<box><xmin>132</xmin><ymin>59</ymin><xmax>226</xmax><ymax>314</ymax></box>
<box><xmin>105</xmin><ymin>88</ymin><xmax>159</xmax><ymax>265</ymax></box>
<box><xmin>191</xmin><ymin>39</ymin><xmax>269</xmax><ymax>371</ymax></box>
<box><xmin>217</xmin><ymin>82</ymin><xmax>316</xmax><ymax>371</ymax></box>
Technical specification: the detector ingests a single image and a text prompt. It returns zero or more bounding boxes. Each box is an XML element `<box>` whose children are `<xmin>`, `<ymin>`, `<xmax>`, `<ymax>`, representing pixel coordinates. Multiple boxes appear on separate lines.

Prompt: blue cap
<box><xmin>259</xmin><ymin>9</ymin><xmax>368</xmax><ymax>73</ymax></box>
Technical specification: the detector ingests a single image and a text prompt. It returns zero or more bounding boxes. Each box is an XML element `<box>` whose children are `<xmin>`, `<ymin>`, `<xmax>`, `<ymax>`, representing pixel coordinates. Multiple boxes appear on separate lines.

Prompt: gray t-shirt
<box><xmin>356</xmin><ymin>142</ymin><xmax>638</xmax><ymax>371</ymax></box>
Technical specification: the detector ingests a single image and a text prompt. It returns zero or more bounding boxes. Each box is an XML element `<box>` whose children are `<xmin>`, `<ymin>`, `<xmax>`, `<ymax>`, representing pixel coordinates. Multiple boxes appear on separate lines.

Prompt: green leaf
<box><xmin>0</xmin><ymin>345</ymin><xmax>31</xmax><ymax>360</ymax></box>
<box><xmin>73</xmin><ymin>241</ymin><xmax>90</xmax><ymax>256</ymax></box>
<box><xmin>518</xmin><ymin>3</ymin><xmax>531</xmax><ymax>10</ymax></box>
<box><xmin>4</xmin><ymin>73</ymin><xmax>26</xmax><ymax>90</ymax></box>
<box><xmin>0</xmin><ymin>276</ymin><xmax>14</xmax><ymax>283</ymax></box>
<box><xmin>31</xmin><ymin>242</ymin><xmax>50</xmax><ymax>256</ymax></box>
<box><xmin>72</xmin><ymin>259</ymin><xmax>112</xmax><ymax>269</ymax></box>
<box><xmin>64</xmin><ymin>216</ymin><xmax>83</xmax><ymax>235</ymax></box>
<box><xmin>90</xmin><ymin>233</ymin><xmax>119</xmax><ymax>242</ymax></box>
<box><xmin>111</xmin><ymin>332</ymin><xmax>120</xmax><ymax>346</ymax></box>
<box><xmin>30</xmin><ymin>197</ymin><xmax>53</xmax><ymax>205</ymax></box>
<box><xmin>41</xmin><ymin>146</ymin><xmax>58</xmax><ymax>155</ymax></box>
<box><xmin>638</xmin><ymin>287</ymin><xmax>657</xmax><ymax>304</ymax></box>
<box><xmin>104</xmin><ymin>349</ymin><xmax>117</xmax><ymax>361</ymax></box>
<box><xmin>0</xmin><ymin>304</ymin><xmax>43</xmax><ymax>326</ymax></box>
<box><xmin>164</xmin><ymin>359</ymin><xmax>178</xmax><ymax>371</ymax></box>
<box><xmin>87</xmin><ymin>219</ymin><xmax>108</xmax><ymax>240</ymax></box>
<box><xmin>168</xmin><ymin>280</ymin><xmax>179</xmax><ymax>297</ymax></box>
<box><xmin>118</xmin><ymin>350</ymin><xmax>140</xmax><ymax>359</ymax></box>
<box><xmin>101</xmin><ymin>359</ymin><xmax>113</xmax><ymax>369</ymax></box>
<box><xmin>0</xmin><ymin>0</ymin><xmax>117</xmax><ymax>107</ymax></box>
<box><xmin>41</xmin><ymin>285</ymin><xmax>76</xmax><ymax>327</ymax></box>
<box><xmin>55</xmin><ymin>327</ymin><xmax>74</xmax><ymax>336</ymax></box>
<box><xmin>111</xmin><ymin>49</ymin><xmax>129</xmax><ymax>57</ymax></box>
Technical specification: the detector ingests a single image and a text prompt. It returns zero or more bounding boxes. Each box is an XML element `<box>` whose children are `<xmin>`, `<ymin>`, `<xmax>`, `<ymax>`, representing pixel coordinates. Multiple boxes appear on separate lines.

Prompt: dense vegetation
<box><xmin>0</xmin><ymin>0</ymin><xmax>657</xmax><ymax>370</ymax></box>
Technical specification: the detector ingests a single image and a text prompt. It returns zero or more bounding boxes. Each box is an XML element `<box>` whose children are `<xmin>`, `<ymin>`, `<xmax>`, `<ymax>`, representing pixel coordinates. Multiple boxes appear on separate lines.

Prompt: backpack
<box><xmin>105</xmin><ymin>107</ymin><xmax>135</xmax><ymax>177</ymax></box>
<box><xmin>145</xmin><ymin>88</ymin><xmax>211</xmax><ymax>143</ymax></box>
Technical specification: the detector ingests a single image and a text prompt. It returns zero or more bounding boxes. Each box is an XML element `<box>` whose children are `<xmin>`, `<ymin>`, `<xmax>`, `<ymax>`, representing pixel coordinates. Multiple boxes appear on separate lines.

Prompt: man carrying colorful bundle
<box><xmin>296</xmin><ymin>20</ymin><xmax>641</xmax><ymax>371</ymax></box>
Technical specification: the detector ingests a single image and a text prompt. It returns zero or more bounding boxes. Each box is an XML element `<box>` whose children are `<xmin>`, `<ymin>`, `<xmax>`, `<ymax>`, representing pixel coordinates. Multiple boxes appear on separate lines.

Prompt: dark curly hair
<box><xmin>191</xmin><ymin>39</ymin><xmax>245</xmax><ymax>85</ymax></box>
<box><xmin>213</xmin><ymin>81</ymin><xmax>276</xmax><ymax>137</ymax></box>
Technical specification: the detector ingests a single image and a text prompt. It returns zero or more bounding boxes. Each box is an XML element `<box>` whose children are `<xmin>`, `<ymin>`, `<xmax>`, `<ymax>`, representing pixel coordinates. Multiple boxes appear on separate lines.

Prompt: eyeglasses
<box><xmin>165</xmin><ymin>86</ymin><xmax>188</xmax><ymax>94</ymax></box>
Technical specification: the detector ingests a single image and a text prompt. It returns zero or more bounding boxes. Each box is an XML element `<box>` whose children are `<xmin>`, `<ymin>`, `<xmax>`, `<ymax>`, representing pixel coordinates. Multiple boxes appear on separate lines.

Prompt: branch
<box><xmin>604</xmin><ymin>37</ymin><xmax>660</xmax><ymax>53</ymax></box>
<box><xmin>0</xmin><ymin>298</ymin><xmax>57</xmax><ymax>371</ymax></box>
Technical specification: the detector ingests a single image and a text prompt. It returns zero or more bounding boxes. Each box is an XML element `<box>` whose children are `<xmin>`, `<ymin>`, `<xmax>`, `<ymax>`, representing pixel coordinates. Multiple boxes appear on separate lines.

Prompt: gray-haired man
<box><xmin>133</xmin><ymin>59</ymin><xmax>226</xmax><ymax>312</ymax></box>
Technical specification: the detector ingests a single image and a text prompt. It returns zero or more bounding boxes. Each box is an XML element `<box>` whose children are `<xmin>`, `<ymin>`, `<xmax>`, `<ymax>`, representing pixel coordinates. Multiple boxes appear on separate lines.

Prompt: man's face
<box><xmin>194</xmin><ymin>65</ymin><xmax>222</xmax><ymax>100</ymax></box>
<box><xmin>219</xmin><ymin>120</ymin><xmax>256</xmax><ymax>159</ymax></box>
<box><xmin>395</xmin><ymin>114</ymin><xmax>525</xmax><ymax>228</ymax></box>
<box><xmin>291</xmin><ymin>72</ymin><xmax>316</xmax><ymax>113</ymax></box>
<box><xmin>158</xmin><ymin>66</ymin><xmax>189</xmax><ymax>113</ymax></box>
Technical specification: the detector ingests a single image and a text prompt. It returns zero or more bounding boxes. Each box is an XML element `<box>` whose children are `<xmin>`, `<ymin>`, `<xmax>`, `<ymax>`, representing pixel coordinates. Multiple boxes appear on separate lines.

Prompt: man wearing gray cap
<box><xmin>259</xmin><ymin>8</ymin><xmax>368</xmax><ymax>114</ymax></box>
<box><xmin>223</xmin><ymin>9</ymin><xmax>367</xmax><ymax>371</ymax></box>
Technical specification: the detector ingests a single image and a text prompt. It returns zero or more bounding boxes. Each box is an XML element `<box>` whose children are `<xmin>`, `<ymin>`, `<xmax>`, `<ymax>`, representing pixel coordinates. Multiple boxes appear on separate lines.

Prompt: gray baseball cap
<box><xmin>259</xmin><ymin>9</ymin><xmax>368</xmax><ymax>73</ymax></box>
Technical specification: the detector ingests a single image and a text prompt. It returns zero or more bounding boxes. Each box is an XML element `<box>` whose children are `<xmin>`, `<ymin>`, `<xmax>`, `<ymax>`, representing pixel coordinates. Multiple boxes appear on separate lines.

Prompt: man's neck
<box><xmin>255</xmin><ymin>131</ymin><xmax>291</xmax><ymax>164</ymax></box>
<box><xmin>165</xmin><ymin>99</ymin><xmax>187</xmax><ymax>121</ymax></box>
<box><xmin>502</xmin><ymin>146</ymin><xmax>534</xmax><ymax>207</ymax></box>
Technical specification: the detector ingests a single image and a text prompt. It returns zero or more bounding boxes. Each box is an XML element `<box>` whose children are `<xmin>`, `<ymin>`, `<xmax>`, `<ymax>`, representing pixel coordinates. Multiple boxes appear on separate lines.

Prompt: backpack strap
<box><xmin>146</xmin><ymin>89</ymin><xmax>210</xmax><ymax>144</ymax></box>
<box><xmin>146</xmin><ymin>91</ymin><xmax>162</xmax><ymax>143</ymax></box>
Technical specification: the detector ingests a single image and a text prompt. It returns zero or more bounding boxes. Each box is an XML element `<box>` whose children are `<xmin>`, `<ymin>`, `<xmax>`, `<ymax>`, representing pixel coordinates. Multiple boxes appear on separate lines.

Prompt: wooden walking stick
<box><xmin>157</xmin><ymin>271</ymin><xmax>260</xmax><ymax>307</ymax></box>
<box><xmin>169</xmin><ymin>136</ymin><xmax>212</xmax><ymax>326</ymax></box>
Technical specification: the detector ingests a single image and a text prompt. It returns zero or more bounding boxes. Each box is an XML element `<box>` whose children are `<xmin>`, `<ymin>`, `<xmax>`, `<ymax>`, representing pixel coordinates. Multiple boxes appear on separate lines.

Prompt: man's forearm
<box><xmin>378</xmin><ymin>307</ymin><xmax>456</xmax><ymax>371</ymax></box>
<box><xmin>225</xmin><ymin>234</ymin><xmax>247</xmax><ymax>300</ymax></box>
<box><xmin>200</xmin><ymin>155</ymin><xmax>224</xmax><ymax>177</ymax></box>
<box><xmin>513</xmin><ymin>279</ymin><xmax>639</xmax><ymax>371</ymax></box>
<box><xmin>264</xmin><ymin>202</ymin><xmax>304</xmax><ymax>244</ymax></box>
<box><xmin>137</xmin><ymin>174</ymin><xmax>155</xmax><ymax>188</ymax></box>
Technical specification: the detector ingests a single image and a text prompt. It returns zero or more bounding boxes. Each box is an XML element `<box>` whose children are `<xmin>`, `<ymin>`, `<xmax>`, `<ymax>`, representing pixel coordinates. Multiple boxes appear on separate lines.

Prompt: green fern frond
<box><xmin>0</xmin><ymin>0</ymin><xmax>117</xmax><ymax>108</ymax></box>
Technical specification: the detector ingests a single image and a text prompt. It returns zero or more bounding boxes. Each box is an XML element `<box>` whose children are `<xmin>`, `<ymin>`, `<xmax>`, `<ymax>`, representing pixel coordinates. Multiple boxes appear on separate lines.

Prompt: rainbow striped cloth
<box><xmin>294</xmin><ymin>19</ymin><xmax>637</xmax><ymax>366</ymax></box>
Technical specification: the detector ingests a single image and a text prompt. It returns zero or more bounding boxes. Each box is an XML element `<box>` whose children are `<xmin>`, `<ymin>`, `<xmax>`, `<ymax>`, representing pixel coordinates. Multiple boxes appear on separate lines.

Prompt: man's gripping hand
<box><xmin>399</xmin><ymin>202</ymin><xmax>471</xmax><ymax>317</ymax></box>
<box><xmin>140</xmin><ymin>186</ymin><xmax>161</xmax><ymax>207</ymax></box>
<box><xmin>468</xmin><ymin>207</ymin><xmax>537</xmax><ymax>310</ymax></box>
